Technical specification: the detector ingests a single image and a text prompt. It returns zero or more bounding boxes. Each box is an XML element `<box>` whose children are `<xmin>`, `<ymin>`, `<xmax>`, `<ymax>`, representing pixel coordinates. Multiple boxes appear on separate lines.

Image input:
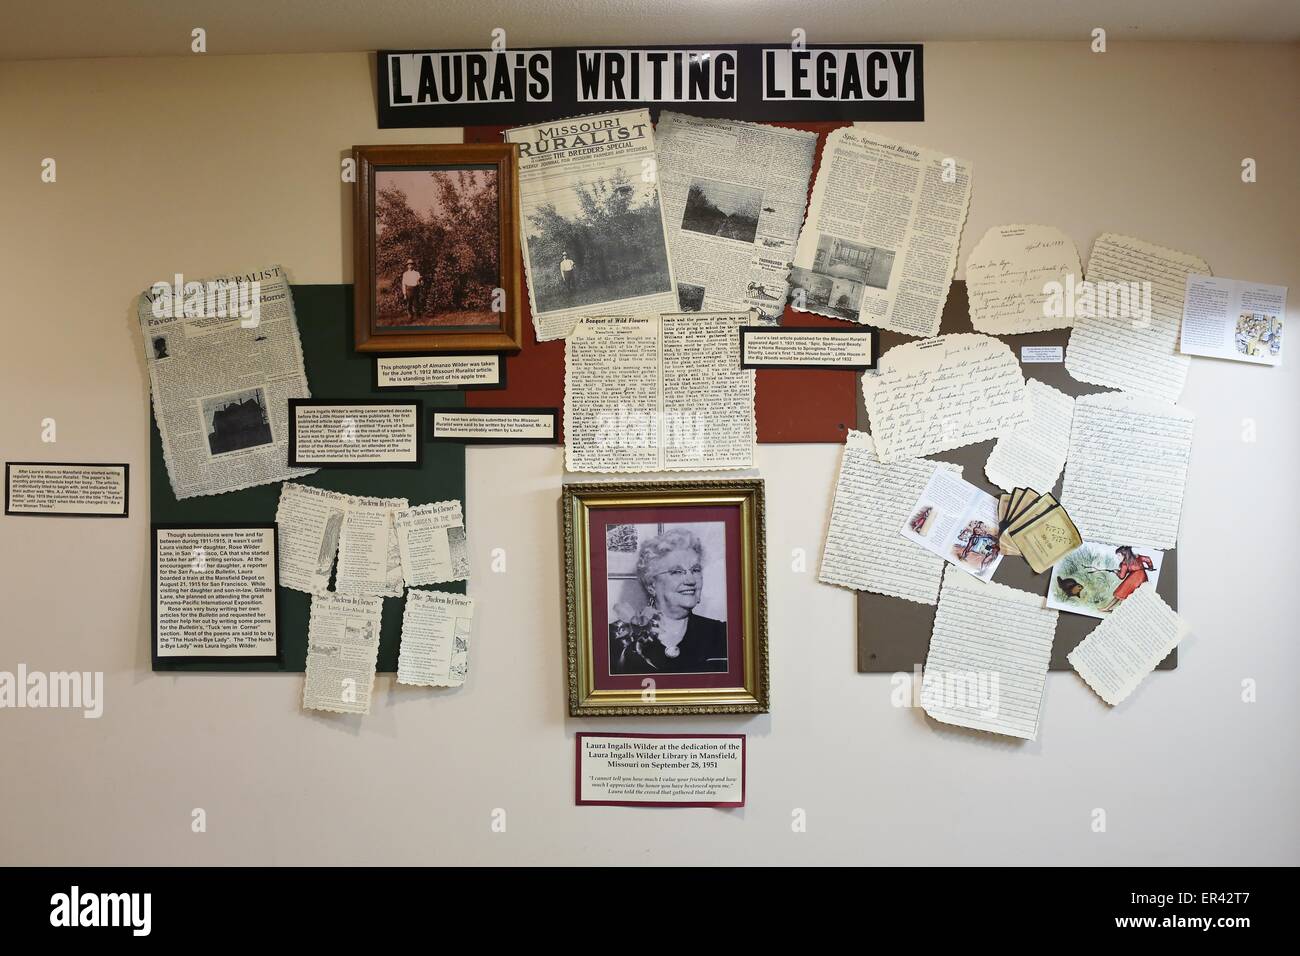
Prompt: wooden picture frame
<box><xmin>352</xmin><ymin>143</ymin><xmax>522</xmax><ymax>354</ymax></box>
<box><xmin>563</xmin><ymin>479</ymin><xmax>769</xmax><ymax>717</ymax></box>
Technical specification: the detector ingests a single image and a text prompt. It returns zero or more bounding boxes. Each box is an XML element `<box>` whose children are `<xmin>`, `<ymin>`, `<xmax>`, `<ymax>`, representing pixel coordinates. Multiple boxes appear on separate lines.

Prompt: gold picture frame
<box><xmin>563</xmin><ymin>479</ymin><xmax>769</xmax><ymax>717</ymax></box>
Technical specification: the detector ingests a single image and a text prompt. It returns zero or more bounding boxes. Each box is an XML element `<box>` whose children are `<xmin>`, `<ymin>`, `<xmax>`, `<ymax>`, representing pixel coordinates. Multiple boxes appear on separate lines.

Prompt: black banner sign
<box><xmin>376</xmin><ymin>44</ymin><xmax>924</xmax><ymax>127</ymax></box>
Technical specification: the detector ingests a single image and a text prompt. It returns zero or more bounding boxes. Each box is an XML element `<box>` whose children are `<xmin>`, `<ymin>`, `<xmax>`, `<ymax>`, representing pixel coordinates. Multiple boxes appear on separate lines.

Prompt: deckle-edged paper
<box><xmin>965</xmin><ymin>224</ymin><xmax>1082</xmax><ymax>334</ymax></box>
<box><xmin>655</xmin><ymin>111</ymin><xmax>818</xmax><ymax>321</ymax></box>
<box><xmin>302</xmin><ymin>592</ymin><xmax>383</xmax><ymax>715</ymax></box>
<box><xmin>397</xmin><ymin>589</ymin><xmax>475</xmax><ymax>687</ymax></box>
<box><xmin>505</xmin><ymin>109</ymin><xmax>677</xmax><ymax>341</ymax></box>
<box><xmin>861</xmin><ymin>332</ymin><xmax>1027</xmax><ymax>462</ymax></box>
<box><xmin>1179</xmin><ymin>273</ymin><xmax>1287</xmax><ymax>366</ymax></box>
<box><xmin>1067</xmin><ymin>584</ymin><xmax>1186</xmax><ymax>705</ymax></box>
<box><xmin>920</xmin><ymin>569</ymin><xmax>1059</xmax><ymax>740</ymax></box>
<box><xmin>336</xmin><ymin>495</ymin><xmax>408</xmax><ymax>598</ymax></box>
<box><xmin>984</xmin><ymin>378</ymin><xmax>1075</xmax><ymax>493</ymax></box>
<box><xmin>1065</xmin><ymin>233</ymin><xmax>1210</xmax><ymax>401</ymax></box>
<box><xmin>564</xmin><ymin>312</ymin><xmax>755</xmax><ymax>473</ymax></box>
<box><xmin>392</xmin><ymin>500</ymin><xmax>468</xmax><ymax>587</ymax></box>
<box><xmin>819</xmin><ymin>430</ymin><xmax>961</xmax><ymax>605</ymax></box>
<box><xmin>275</xmin><ymin>483</ymin><xmax>406</xmax><ymax>596</ymax></box>
<box><xmin>138</xmin><ymin>264</ymin><xmax>315</xmax><ymax>499</ymax></box>
<box><xmin>1059</xmin><ymin>391</ymin><xmax>1194</xmax><ymax>549</ymax></box>
<box><xmin>789</xmin><ymin>127</ymin><xmax>972</xmax><ymax>338</ymax></box>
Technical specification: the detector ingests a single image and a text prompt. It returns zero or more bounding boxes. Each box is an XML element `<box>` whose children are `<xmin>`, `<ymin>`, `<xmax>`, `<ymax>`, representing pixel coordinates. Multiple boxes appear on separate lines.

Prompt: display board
<box><xmin>462</xmin><ymin>122</ymin><xmax>861</xmax><ymax>444</ymax></box>
<box><xmin>149</xmin><ymin>284</ymin><xmax>467</xmax><ymax>673</ymax></box>
<box><xmin>856</xmin><ymin>282</ymin><xmax>1179</xmax><ymax>672</ymax></box>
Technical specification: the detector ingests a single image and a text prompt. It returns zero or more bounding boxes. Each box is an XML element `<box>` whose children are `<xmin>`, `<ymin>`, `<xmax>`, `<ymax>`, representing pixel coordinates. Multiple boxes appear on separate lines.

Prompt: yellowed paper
<box><xmin>966</xmin><ymin>224</ymin><xmax>1081</xmax><ymax>334</ymax></box>
<box><xmin>997</xmin><ymin>493</ymin><xmax>1021</xmax><ymax>557</ymax></box>
<box><xmin>1068</xmin><ymin>585</ymin><xmax>1186</xmax><ymax>705</ymax></box>
<box><xmin>1064</xmin><ymin>233</ymin><xmax>1211</xmax><ymax>401</ymax></box>
<box><xmin>984</xmin><ymin>378</ymin><xmax>1075</xmax><ymax>494</ymax></box>
<box><xmin>790</xmin><ymin>127</ymin><xmax>972</xmax><ymax>338</ymax></box>
<box><xmin>920</xmin><ymin>569</ymin><xmax>1059</xmax><ymax>740</ymax></box>
<box><xmin>1008</xmin><ymin>505</ymin><xmax>1083</xmax><ymax>574</ymax></box>
<box><xmin>862</xmin><ymin>332</ymin><xmax>1027</xmax><ymax>462</ymax></box>
<box><xmin>1005</xmin><ymin>491</ymin><xmax>1058</xmax><ymax>536</ymax></box>
<box><xmin>563</xmin><ymin>312</ymin><xmax>755</xmax><ymax>473</ymax></box>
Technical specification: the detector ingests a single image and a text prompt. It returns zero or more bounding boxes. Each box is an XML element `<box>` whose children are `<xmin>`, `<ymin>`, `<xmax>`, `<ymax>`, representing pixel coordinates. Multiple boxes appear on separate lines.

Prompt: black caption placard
<box><xmin>377</xmin><ymin>44</ymin><xmax>923</xmax><ymax>127</ymax></box>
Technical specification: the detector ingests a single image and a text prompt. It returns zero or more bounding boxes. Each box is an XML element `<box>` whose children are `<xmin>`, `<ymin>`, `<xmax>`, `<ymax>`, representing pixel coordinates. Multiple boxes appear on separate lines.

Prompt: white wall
<box><xmin>1</xmin><ymin>42</ymin><xmax>1296</xmax><ymax>865</ymax></box>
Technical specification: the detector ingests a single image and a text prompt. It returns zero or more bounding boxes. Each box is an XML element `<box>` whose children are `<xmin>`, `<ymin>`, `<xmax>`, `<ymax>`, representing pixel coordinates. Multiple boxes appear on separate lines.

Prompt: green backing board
<box><xmin>149</xmin><ymin>284</ymin><xmax>466</xmax><ymax>672</ymax></box>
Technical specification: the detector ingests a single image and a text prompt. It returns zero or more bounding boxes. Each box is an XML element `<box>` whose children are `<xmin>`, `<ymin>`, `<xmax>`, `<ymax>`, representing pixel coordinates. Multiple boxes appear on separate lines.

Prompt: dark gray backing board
<box><xmin>856</xmin><ymin>281</ymin><xmax>1178</xmax><ymax>672</ymax></box>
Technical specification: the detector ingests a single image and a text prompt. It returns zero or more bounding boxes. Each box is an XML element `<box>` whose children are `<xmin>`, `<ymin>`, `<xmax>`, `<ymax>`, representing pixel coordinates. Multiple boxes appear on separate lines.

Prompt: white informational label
<box><xmin>430</xmin><ymin>409</ymin><xmax>556</xmax><ymax>442</ymax></box>
<box><xmin>290</xmin><ymin>402</ymin><xmax>420</xmax><ymax>465</ymax></box>
<box><xmin>154</xmin><ymin>526</ymin><xmax>278</xmax><ymax>659</ymax></box>
<box><xmin>375</xmin><ymin>354</ymin><xmax>503</xmax><ymax>389</ymax></box>
<box><xmin>1020</xmin><ymin>346</ymin><xmax>1064</xmax><ymax>363</ymax></box>
<box><xmin>5</xmin><ymin>462</ymin><xmax>128</xmax><ymax>517</ymax></box>
<box><xmin>576</xmin><ymin>734</ymin><xmax>745</xmax><ymax>806</ymax></box>
<box><xmin>740</xmin><ymin>328</ymin><xmax>875</xmax><ymax>368</ymax></box>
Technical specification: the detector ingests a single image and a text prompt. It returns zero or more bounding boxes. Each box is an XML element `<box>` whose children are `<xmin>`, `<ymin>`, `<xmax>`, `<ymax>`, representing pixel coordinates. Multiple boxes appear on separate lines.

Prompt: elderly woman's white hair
<box><xmin>635</xmin><ymin>527</ymin><xmax>704</xmax><ymax>596</ymax></box>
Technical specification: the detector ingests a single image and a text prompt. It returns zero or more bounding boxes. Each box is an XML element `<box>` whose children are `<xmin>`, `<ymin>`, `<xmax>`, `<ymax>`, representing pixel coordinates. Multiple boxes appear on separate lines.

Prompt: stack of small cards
<box><xmin>997</xmin><ymin>487</ymin><xmax>1082</xmax><ymax>574</ymax></box>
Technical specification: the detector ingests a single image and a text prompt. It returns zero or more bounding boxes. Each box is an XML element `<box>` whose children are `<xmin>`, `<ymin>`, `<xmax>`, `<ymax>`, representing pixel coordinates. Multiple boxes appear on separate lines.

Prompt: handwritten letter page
<box><xmin>921</xmin><ymin>569</ymin><xmax>1059</xmax><ymax>740</ymax></box>
<box><xmin>984</xmin><ymin>378</ymin><xmax>1075</xmax><ymax>493</ymax></box>
<box><xmin>862</xmin><ymin>333</ymin><xmax>1027</xmax><ymax>462</ymax></box>
<box><xmin>1068</xmin><ymin>585</ymin><xmax>1186</xmax><ymax>705</ymax></box>
<box><xmin>1065</xmin><ymin>233</ymin><xmax>1210</xmax><ymax>401</ymax></box>
<box><xmin>966</xmin><ymin>224</ymin><xmax>1082</xmax><ymax>335</ymax></box>
<box><xmin>1059</xmin><ymin>392</ymin><xmax>1194</xmax><ymax>549</ymax></box>
<box><xmin>820</xmin><ymin>430</ymin><xmax>961</xmax><ymax>604</ymax></box>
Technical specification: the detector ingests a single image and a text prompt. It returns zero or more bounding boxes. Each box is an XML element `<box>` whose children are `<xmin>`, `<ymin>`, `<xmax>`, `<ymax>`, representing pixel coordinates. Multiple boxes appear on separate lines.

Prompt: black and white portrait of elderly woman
<box><xmin>608</xmin><ymin>525</ymin><xmax>728</xmax><ymax>675</ymax></box>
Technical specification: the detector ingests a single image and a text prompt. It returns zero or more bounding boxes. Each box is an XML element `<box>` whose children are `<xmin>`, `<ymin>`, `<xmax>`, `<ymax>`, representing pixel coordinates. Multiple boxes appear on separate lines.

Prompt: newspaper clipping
<box><xmin>396</xmin><ymin>589</ymin><xmax>475</xmax><ymax>688</ymax></box>
<box><xmin>302</xmin><ymin>592</ymin><xmax>383</xmax><ymax>715</ymax></box>
<box><xmin>655</xmin><ymin>111</ymin><xmax>817</xmax><ymax>321</ymax></box>
<box><xmin>138</xmin><ymin>264</ymin><xmax>316</xmax><ymax>499</ymax></box>
<box><xmin>337</xmin><ymin>495</ymin><xmax>408</xmax><ymax>598</ymax></box>
<box><xmin>505</xmin><ymin>109</ymin><xmax>677</xmax><ymax>341</ymax></box>
<box><xmin>790</xmin><ymin>128</ymin><xmax>972</xmax><ymax>338</ymax></box>
<box><xmin>275</xmin><ymin>483</ymin><xmax>407</xmax><ymax>597</ymax></box>
<box><xmin>564</xmin><ymin>312</ymin><xmax>756</xmax><ymax>473</ymax></box>
<box><xmin>392</xmin><ymin>500</ymin><xmax>468</xmax><ymax>587</ymax></box>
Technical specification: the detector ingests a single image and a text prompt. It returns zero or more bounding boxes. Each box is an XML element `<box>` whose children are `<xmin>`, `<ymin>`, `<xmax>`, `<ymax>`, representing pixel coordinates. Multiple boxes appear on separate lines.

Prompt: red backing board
<box><xmin>463</xmin><ymin>122</ymin><xmax>858</xmax><ymax>443</ymax></box>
